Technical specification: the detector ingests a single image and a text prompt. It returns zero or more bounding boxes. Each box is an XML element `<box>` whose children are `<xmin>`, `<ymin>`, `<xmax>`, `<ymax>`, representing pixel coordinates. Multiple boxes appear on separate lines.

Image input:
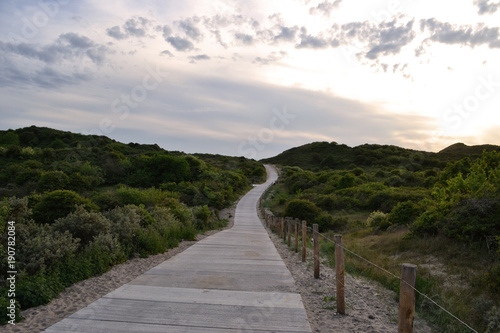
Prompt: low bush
<box><xmin>52</xmin><ymin>205</ymin><xmax>111</xmax><ymax>245</ymax></box>
<box><xmin>284</xmin><ymin>199</ymin><xmax>321</xmax><ymax>223</ymax></box>
<box><xmin>366</xmin><ymin>211</ymin><xmax>390</xmax><ymax>231</ymax></box>
<box><xmin>32</xmin><ymin>190</ymin><xmax>98</xmax><ymax>224</ymax></box>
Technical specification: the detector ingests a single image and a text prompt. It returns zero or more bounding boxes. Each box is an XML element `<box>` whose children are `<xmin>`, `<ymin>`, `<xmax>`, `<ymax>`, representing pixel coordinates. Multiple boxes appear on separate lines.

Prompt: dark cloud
<box><xmin>188</xmin><ymin>54</ymin><xmax>210</xmax><ymax>63</ymax></box>
<box><xmin>211</xmin><ymin>30</ymin><xmax>227</xmax><ymax>48</ymax></box>
<box><xmin>273</xmin><ymin>26</ymin><xmax>299</xmax><ymax>42</ymax></box>
<box><xmin>106</xmin><ymin>17</ymin><xmax>151</xmax><ymax>40</ymax></box>
<box><xmin>31</xmin><ymin>66</ymin><xmax>92</xmax><ymax>89</ymax></box>
<box><xmin>106</xmin><ymin>26</ymin><xmax>127</xmax><ymax>40</ymax></box>
<box><xmin>336</xmin><ymin>19</ymin><xmax>415</xmax><ymax>59</ymax></box>
<box><xmin>124</xmin><ymin>18</ymin><xmax>148</xmax><ymax>37</ymax></box>
<box><xmin>59</xmin><ymin>33</ymin><xmax>94</xmax><ymax>49</ymax></box>
<box><xmin>177</xmin><ymin>17</ymin><xmax>203</xmax><ymax>41</ymax></box>
<box><xmin>366</xmin><ymin>20</ymin><xmax>415</xmax><ymax>59</ymax></box>
<box><xmin>474</xmin><ymin>0</ymin><xmax>499</xmax><ymax>15</ymax></box>
<box><xmin>420</xmin><ymin>18</ymin><xmax>500</xmax><ymax>49</ymax></box>
<box><xmin>234</xmin><ymin>32</ymin><xmax>254</xmax><ymax>45</ymax></box>
<box><xmin>296</xmin><ymin>28</ymin><xmax>329</xmax><ymax>49</ymax></box>
<box><xmin>0</xmin><ymin>33</ymin><xmax>111</xmax><ymax>65</ymax></box>
<box><xmin>309</xmin><ymin>0</ymin><xmax>342</xmax><ymax>17</ymax></box>
<box><xmin>160</xmin><ymin>50</ymin><xmax>174</xmax><ymax>57</ymax></box>
<box><xmin>253</xmin><ymin>51</ymin><xmax>287</xmax><ymax>65</ymax></box>
<box><xmin>166</xmin><ymin>36</ymin><xmax>194</xmax><ymax>51</ymax></box>
<box><xmin>0</xmin><ymin>54</ymin><xmax>92</xmax><ymax>89</ymax></box>
<box><xmin>86</xmin><ymin>46</ymin><xmax>109</xmax><ymax>65</ymax></box>
<box><xmin>161</xmin><ymin>25</ymin><xmax>172</xmax><ymax>40</ymax></box>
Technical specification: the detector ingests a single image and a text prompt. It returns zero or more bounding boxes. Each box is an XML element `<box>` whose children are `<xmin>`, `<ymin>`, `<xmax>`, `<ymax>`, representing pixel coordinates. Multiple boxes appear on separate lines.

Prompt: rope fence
<box><xmin>257</xmin><ymin>193</ymin><xmax>479</xmax><ymax>333</ymax></box>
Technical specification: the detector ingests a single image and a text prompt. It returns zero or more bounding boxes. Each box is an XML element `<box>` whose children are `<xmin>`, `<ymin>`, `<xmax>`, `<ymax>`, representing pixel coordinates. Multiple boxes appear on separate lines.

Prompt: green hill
<box><xmin>261</xmin><ymin>141</ymin><xmax>499</xmax><ymax>171</ymax></box>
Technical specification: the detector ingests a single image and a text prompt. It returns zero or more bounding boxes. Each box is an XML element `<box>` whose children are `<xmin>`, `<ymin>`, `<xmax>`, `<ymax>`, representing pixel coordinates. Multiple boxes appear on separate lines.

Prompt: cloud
<box><xmin>0</xmin><ymin>54</ymin><xmax>92</xmax><ymax>89</ymax></box>
<box><xmin>106</xmin><ymin>17</ymin><xmax>151</xmax><ymax>40</ymax></box>
<box><xmin>309</xmin><ymin>0</ymin><xmax>342</xmax><ymax>17</ymax></box>
<box><xmin>188</xmin><ymin>54</ymin><xmax>210</xmax><ymax>63</ymax></box>
<box><xmin>203</xmin><ymin>14</ymin><xmax>255</xmax><ymax>29</ymax></box>
<box><xmin>211</xmin><ymin>30</ymin><xmax>227</xmax><ymax>48</ymax></box>
<box><xmin>32</xmin><ymin>66</ymin><xmax>93</xmax><ymax>89</ymax></box>
<box><xmin>253</xmin><ymin>51</ymin><xmax>288</xmax><ymax>65</ymax></box>
<box><xmin>335</xmin><ymin>19</ymin><xmax>416</xmax><ymax>59</ymax></box>
<box><xmin>473</xmin><ymin>0</ymin><xmax>499</xmax><ymax>15</ymax></box>
<box><xmin>234</xmin><ymin>32</ymin><xmax>254</xmax><ymax>45</ymax></box>
<box><xmin>296</xmin><ymin>28</ymin><xmax>329</xmax><ymax>49</ymax></box>
<box><xmin>366</xmin><ymin>20</ymin><xmax>416</xmax><ymax>59</ymax></box>
<box><xmin>160</xmin><ymin>50</ymin><xmax>174</xmax><ymax>57</ymax></box>
<box><xmin>160</xmin><ymin>25</ymin><xmax>172</xmax><ymax>40</ymax></box>
<box><xmin>106</xmin><ymin>26</ymin><xmax>127</xmax><ymax>40</ymax></box>
<box><xmin>273</xmin><ymin>26</ymin><xmax>299</xmax><ymax>42</ymax></box>
<box><xmin>420</xmin><ymin>19</ymin><xmax>500</xmax><ymax>49</ymax></box>
<box><xmin>177</xmin><ymin>17</ymin><xmax>203</xmax><ymax>41</ymax></box>
<box><xmin>0</xmin><ymin>33</ymin><xmax>111</xmax><ymax>65</ymax></box>
<box><xmin>166</xmin><ymin>36</ymin><xmax>195</xmax><ymax>51</ymax></box>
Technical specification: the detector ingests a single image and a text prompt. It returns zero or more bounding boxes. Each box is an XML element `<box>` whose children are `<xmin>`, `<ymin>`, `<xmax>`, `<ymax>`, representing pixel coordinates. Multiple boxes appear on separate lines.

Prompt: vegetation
<box><xmin>0</xmin><ymin>126</ymin><xmax>266</xmax><ymax>324</ymax></box>
<box><xmin>262</xmin><ymin>141</ymin><xmax>500</xmax><ymax>332</ymax></box>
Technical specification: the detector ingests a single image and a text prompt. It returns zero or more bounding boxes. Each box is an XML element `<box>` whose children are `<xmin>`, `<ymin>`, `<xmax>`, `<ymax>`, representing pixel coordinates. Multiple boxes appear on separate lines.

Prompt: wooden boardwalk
<box><xmin>44</xmin><ymin>165</ymin><xmax>312</xmax><ymax>333</ymax></box>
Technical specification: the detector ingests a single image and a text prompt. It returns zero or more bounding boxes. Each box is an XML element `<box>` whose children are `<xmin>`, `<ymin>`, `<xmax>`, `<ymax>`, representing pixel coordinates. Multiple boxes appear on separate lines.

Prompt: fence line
<box><xmin>258</xmin><ymin>187</ymin><xmax>479</xmax><ymax>333</ymax></box>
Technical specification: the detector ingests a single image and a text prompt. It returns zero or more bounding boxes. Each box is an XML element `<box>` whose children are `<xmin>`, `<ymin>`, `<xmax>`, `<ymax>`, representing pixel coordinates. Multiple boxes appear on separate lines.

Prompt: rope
<box><xmin>260</xmin><ymin>210</ymin><xmax>479</xmax><ymax>333</ymax></box>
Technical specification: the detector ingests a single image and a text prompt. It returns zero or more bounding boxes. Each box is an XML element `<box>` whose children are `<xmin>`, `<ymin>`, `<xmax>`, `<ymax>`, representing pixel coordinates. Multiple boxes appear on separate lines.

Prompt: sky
<box><xmin>1</xmin><ymin>0</ymin><xmax>500</xmax><ymax>159</ymax></box>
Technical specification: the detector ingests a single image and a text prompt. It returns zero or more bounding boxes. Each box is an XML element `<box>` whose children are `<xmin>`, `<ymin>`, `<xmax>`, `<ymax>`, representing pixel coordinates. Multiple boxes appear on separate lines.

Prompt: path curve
<box><xmin>44</xmin><ymin>165</ymin><xmax>312</xmax><ymax>333</ymax></box>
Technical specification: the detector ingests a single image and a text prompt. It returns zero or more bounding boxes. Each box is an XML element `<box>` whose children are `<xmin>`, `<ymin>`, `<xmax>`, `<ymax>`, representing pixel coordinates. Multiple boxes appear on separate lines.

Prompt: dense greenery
<box><xmin>0</xmin><ymin>126</ymin><xmax>266</xmax><ymax>324</ymax></box>
<box><xmin>262</xmin><ymin>141</ymin><xmax>500</xmax><ymax>332</ymax></box>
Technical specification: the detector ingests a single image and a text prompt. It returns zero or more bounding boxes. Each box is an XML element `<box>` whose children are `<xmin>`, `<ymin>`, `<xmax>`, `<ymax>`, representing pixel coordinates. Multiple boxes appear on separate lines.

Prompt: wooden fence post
<box><xmin>294</xmin><ymin>219</ymin><xmax>299</xmax><ymax>253</ymax></box>
<box><xmin>280</xmin><ymin>217</ymin><xmax>285</xmax><ymax>238</ymax></box>
<box><xmin>287</xmin><ymin>219</ymin><xmax>292</xmax><ymax>247</ymax></box>
<box><xmin>313</xmin><ymin>224</ymin><xmax>319</xmax><ymax>279</ymax></box>
<box><xmin>334</xmin><ymin>235</ymin><xmax>345</xmax><ymax>314</ymax></box>
<box><xmin>283</xmin><ymin>218</ymin><xmax>287</xmax><ymax>242</ymax></box>
<box><xmin>302</xmin><ymin>221</ymin><xmax>307</xmax><ymax>262</ymax></box>
<box><xmin>398</xmin><ymin>263</ymin><xmax>417</xmax><ymax>333</ymax></box>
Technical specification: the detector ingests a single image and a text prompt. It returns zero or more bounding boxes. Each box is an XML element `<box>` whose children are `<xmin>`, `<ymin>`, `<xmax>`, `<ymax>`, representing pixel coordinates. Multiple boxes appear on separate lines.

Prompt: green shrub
<box><xmin>16</xmin><ymin>273</ymin><xmax>62</xmax><ymax>309</ymax></box>
<box><xmin>486</xmin><ymin>307</ymin><xmax>500</xmax><ymax>333</ymax></box>
<box><xmin>315</xmin><ymin>212</ymin><xmax>348</xmax><ymax>232</ymax></box>
<box><xmin>388</xmin><ymin>201</ymin><xmax>421</xmax><ymax>226</ymax></box>
<box><xmin>150</xmin><ymin>206</ymin><xmax>195</xmax><ymax>241</ymax></box>
<box><xmin>337</xmin><ymin>173</ymin><xmax>356</xmax><ymax>189</ymax></box>
<box><xmin>104</xmin><ymin>205</ymin><xmax>142</xmax><ymax>244</ymax></box>
<box><xmin>84</xmin><ymin>233</ymin><xmax>126</xmax><ymax>269</ymax></box>
<box><xmin>284</xmin><ymin>199</ymin><xmax>321</xmax><ymax>223</ymax></box>
<box><xmin>0</xmin><ymin>296</ymin><xmax>22</xmax><ymax>325</ymax></box>
<box><xmin>16</xmin><ymin>221</ymin><xmax>79</xmax><ymax>275</ymax></box>
<box><xmin>366</xmin><ymin>211</ymin><xmax>390</xmax><ymax>231</ymax></box>
<box><xmin>53</xmin><ymin>205</ymin><xmax>111</xmax><ymax>245</ymax></box>
<box><xmin>37</xmin><ymin>171</ymin><xmax>69</xmax><ymax>192</ymax></box>
<box><xmin>32</xmin><ymin>190</ymin><xmax>98</xmax><ymax>224</ymax></box>
<box><xmin>193</xmin><ymin>205</ymin><xmax>211</xmax><ymax>229</ymax></box>
<box><xmin>91</xmin><ymin>191</ymin><xmax>121</xmax><ymax>211</ymax></box>
<box><xmin>385</xmin><ymin>175</ymin><xmax>404</xmax><ymax>187</ymax></box>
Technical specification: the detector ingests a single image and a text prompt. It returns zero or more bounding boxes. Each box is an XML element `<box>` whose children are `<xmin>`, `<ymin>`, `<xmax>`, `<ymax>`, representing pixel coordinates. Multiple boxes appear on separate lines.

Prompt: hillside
<box><xmin>261</xmin><ymin>140</ymin><xmax>500</xmax><ymax>332</ymax></box>
<box><xmin>261</xmin><ymin>140</ymin><xmax>500</xmax><ymax>171</ymax></box>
